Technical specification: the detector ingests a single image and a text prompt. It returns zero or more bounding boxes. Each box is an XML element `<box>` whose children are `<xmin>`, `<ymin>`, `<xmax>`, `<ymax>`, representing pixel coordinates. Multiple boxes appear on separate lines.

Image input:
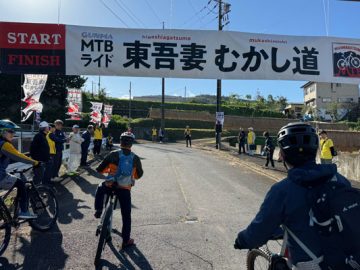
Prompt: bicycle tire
<box><xmin>246</xmin><ymin>248</ymin><xmax>271</xmax><ymax>270</ymax></box>
<box><xmin>0</xmin><ymin>223</ymin><xmax>11</xmax><ymax>257</ymax></box>
<box><xmin>94</xmin><ymin>205</ymin><xmax>112</xmax><ymax>266</ymax></box>
<box><xmin>28</xmin><ymin>185</ymin><xmax>58</xmax><ymax>232</ymax></box>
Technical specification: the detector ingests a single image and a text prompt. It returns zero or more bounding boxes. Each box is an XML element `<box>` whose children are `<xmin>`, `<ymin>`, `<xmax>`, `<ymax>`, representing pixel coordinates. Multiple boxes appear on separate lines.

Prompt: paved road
<box><xmin>1</xmin><ymin>142</ymin><xmax>277</xmax><ymax>270</ymax></box>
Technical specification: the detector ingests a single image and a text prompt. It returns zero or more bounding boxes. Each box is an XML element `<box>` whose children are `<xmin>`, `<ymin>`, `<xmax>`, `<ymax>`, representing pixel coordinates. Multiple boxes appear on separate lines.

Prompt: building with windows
<box><xmin>284</xmin><ymin>103</ymin><xmax>304</xmax><ymax>119</ymax></box>
<box><xmin>302</xmin><ymin>82</ymin><xmax>359</xmax><ymax>121</ymax></box>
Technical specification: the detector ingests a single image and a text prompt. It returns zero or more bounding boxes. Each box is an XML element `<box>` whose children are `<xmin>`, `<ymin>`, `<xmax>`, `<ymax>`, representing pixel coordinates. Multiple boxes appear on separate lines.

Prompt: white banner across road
<box><xmin>1</xmin><ymin>22</ymin><xmax>360</xmax><ymax>83</ymax></box>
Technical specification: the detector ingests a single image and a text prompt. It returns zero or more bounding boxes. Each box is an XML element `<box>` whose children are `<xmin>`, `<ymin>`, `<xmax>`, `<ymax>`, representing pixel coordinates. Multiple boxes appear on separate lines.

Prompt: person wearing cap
<box><xmin>52</xmin><ymin>120</ymin><xmax>67</xmax><ymax>179</ymax></box>
<box><xmin>319</xmin><ymin>130</ymin><xmax>336</xmax><ymax>164</ymax></box>
<box><xmin>0</xmin><ymin>128</ymin><xmax>39</xmax><ymax>219</ymax></box>
<box><xmin>81</xmin><ymin>125</ymin><xmax>94</xmax><ymax>167</ymax></box>
<box><xmin>247</xmin><ymin>127</ymin><xmax>256</xmax><ymax>156</ymax></box>
<box><xmin>68</xmin><ymin>125</ymin><xmax>84</xmax><ymax>175</ymax></box>
<box><xmin>30</xmin><ymin>121</ymin><xmax>50</xmax><ymax>185</ymax></box>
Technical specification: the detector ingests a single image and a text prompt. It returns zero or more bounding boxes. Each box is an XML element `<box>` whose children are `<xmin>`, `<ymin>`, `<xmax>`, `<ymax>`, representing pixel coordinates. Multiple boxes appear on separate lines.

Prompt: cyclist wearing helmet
<box><xmin>95</xmin><ymin>131</ymin><xmax>143</xmax><ymax>248</ymax></box>
<box><xmin>234</xmin><ymin>123</ymin><xmax>351</xmax><ymax>268</ymax></box>
<box><xmin>0</xmin><ymin>128</ymin><xmax>39</xmax><ymax>219</ymax></box>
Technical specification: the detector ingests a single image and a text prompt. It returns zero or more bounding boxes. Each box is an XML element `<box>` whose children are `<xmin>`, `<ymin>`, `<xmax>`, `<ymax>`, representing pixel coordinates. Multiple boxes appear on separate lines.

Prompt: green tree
<box><xmin>227</xmin><ymin>93</ymin><xmax>240</xmax><ymax>105</ymax></box>
<box><xmin>0</xmin><ymin>74</ymin><xmax>86</xmax><ymax>124</ymax></box>
<box><xmin>276</xmin><ymin>96</ymin><xmax>288</xmax><ymax>111</ymax></box>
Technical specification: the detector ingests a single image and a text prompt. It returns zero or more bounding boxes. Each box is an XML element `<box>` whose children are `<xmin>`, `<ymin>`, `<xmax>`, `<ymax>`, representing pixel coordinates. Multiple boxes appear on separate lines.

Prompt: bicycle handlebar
<box><xmin>9</xmin><ymin>162</ymin><xmax>44</xmax><ymax>174</ymax></box>
<box><xmin>9</xmin><ymin>166</ymin><xmax>33</xmax><ymax>174</ymax></box>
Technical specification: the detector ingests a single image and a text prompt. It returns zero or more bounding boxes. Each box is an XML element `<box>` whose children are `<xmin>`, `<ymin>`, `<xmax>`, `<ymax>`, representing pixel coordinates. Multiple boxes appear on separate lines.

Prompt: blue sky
<box><xmin>1</xmin><ymin>0</ymin><xmax>360</xmax><ymax>101</ymax></box>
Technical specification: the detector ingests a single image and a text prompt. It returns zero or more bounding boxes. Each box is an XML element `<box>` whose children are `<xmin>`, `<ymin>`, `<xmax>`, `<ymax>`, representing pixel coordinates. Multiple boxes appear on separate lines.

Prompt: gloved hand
<box><xmin>33</xmin><ymin>161</ymin><xmax>41</xmax><ymax>167</ymax></box>
<box><xmin>234</xmin><ymin>237</ymin><xmax>243</xmax><ymax>250</ymax></box>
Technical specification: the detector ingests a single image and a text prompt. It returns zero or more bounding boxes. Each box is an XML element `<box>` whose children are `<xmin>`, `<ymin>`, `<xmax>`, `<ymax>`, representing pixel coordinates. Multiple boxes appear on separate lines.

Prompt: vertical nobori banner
<box><xmin>90</xmin><ymin>102</ymin><xmax>103</xmax><ymax>124</ymax></box>
<box><xmin>21</xmin><ymin>74</ymin><xmax>48</xmax><ymax>122</ymax></box>
<box><xmin>0</xmin><ymin>22</ymin><xmax>66</xmax><ymax>74</ymax></box>
<box><xmin>102</xmin><ymin>104</ymin><xmax>113</xmax><ymax>127</ymax></box>
<box><xmin>66</xmin><ymin>88</ymin><xmax>83</xmax><ymax>120</ymax></box>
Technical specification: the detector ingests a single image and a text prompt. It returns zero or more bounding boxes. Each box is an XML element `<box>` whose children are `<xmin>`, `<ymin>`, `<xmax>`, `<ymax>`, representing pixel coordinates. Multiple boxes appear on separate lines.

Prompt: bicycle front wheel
<box><xmin>246</xmin><ymin>248</ymin><xmax>271</xmax><ymax>270</ymax></box>
<box><xmin>28</xmin><ymin>185</ymin><xmax>58</xmax><ymax>231</ymax></box>
<box><xmin>94</xmin><ymin>205</ymin><xmax>112</xmax><ymax>266</ymax></box>
<box><xmin>0</xmin><ymin>221</ymin><xmax>11</xmax><ymax>257</ymax></box>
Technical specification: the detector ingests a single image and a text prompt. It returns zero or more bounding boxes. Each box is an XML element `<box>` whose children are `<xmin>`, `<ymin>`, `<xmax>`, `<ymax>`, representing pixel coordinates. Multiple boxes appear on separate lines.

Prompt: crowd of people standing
<box><xmin>236</xmin><ymin>126</ymin><xmax>337</xmax><ymax>168</ymax></box>
<box><xmin>28</xmin><ymin>120</ymin><xmax>107</xmax><ymax>183</ymax></box>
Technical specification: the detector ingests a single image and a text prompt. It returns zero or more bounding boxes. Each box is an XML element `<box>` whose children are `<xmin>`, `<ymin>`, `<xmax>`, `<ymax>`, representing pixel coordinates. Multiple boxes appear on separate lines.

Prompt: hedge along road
<box><xmin>1</xmin><ymin>142</ymin><xmax>276</xmax><ymax>270</ymax></box>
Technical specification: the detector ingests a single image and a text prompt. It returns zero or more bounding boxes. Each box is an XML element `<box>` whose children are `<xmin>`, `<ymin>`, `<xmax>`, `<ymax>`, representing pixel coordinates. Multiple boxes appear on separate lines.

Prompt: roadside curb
<box><xmin>195</xmin><ymin>144</ymin><xmax>284</xmax><ymax>183</ymax></box>
<box><xmin>194</xmin><ymin>141</ymin><xmax>360</xmax><ymax>188</ymax></box>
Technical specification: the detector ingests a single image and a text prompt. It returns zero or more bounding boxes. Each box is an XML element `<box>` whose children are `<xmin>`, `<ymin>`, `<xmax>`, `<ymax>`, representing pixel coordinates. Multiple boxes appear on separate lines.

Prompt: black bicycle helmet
<box><xmin>120</xmin><ymin>131</ymin><xmax>135</xmax><ymax>147</ymax></box>
<box><xmin>277</xmin><ymin>122</ymin><xmax>318</xmax><ymax>166</ymax></box>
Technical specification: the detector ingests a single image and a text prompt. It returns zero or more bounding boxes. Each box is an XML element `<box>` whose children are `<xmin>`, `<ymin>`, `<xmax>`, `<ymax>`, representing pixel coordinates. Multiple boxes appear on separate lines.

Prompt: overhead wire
<box><xmin>99</xmin><ymin>0</ymin><xmax>129</xmax><ymax>27</ymax></box>
<box><xmin>114</xmin><ymin>0</ymin><xmax>146</xmax><ymax>28</ymax></box>
<box><xmin>142</xmin><ymin>0</ymin><xmax>162</xmax><ymax>24</ymax></box>
<box><xmin>322</xmin><ymin>0</ymin><xmax>329</xmax><ymax>36</ymax></box>
<box><xmin>180</xmin><ymin>0</ymin><xmax>216</xmax><ymax>27</ymax></box>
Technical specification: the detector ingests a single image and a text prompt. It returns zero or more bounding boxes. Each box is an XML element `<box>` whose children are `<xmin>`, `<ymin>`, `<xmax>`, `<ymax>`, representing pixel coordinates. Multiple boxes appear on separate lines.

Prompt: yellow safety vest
<box><xmin>94</xmin><ymin>128</ymin><xmax>103</xmax><ymax>140</ymax></box>
<box><xmin>247</xmin><ymin>131</ymin><xmax>255</xmax><ymax>145</ymax></box>
<box><xmin>46</xmin><ymin>132</ymin><xmax>56</xmax><ymax>155</ymax></box>
<box><xmin>320</xmin><ymin>138</ymin><xmax>334</xmax><ymax>160</ymax></box>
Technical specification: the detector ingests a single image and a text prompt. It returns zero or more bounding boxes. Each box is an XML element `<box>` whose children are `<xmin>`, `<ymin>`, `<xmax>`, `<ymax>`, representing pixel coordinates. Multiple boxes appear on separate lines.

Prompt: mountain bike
<box><xmin>337</xmin><ymin>52</ymin><xmax>360</xmax><ymax>70</ymax></box>
<box><xmin>246</xmin><ymin>232</ymin><xmax>291</xmax><ymax>270</ymax></box>
<box><xmin>94</xmin><ymin>189</ymin><xmax>119</xmax><ymax>266</ymax></box>
<box><xmin>0</xmin><ymin>166</ymin><xmax>59</xmax><ymax>256</ymax></box>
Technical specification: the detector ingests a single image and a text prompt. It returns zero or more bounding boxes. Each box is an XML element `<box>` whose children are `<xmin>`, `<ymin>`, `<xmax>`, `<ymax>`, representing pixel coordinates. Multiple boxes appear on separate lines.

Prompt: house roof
<box><xmin>301</xmin><ymin>81</ymin><xmax>315</xmax><ymax>89</ymax></box>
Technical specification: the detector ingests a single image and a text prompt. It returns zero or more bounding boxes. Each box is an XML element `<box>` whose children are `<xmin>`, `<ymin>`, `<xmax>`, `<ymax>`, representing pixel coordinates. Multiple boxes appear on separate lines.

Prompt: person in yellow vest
<box><xmin>184</xmin><ymin>126</ymin><xmax>192</xmax><ymax>147</ymax></box>
<box><xmin>93</xmin><ymin>123</ymin><xmax>103</xmax><ymax>156</ymax></box>
<box><xmin>319</xmin><ymin>130</ymin><xmax>336</xmax><ymax>164</ymax></box>
<box><xmin>247</xmin><ymin>127</ymin><xmax>256</xmax><ymax>156</ymax></box>
<box><xmin>44</xmin><ymin>123</ymin><xmax>56</xmax><ymax>184</ymax></box>
<box><xmin>151</xmin><ymin>126</ymin><xmax>157</xmax><ymax>143</ymax></box>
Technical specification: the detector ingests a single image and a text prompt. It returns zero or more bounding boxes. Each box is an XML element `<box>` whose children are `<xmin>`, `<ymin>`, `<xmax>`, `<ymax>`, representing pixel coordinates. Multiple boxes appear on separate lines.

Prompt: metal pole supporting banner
<box><xmin>129</xmin><ymin>81</ymin><xmax>132</xmax><ymax>127</ymax></box>
<box><xmin>216</xmin><ymin>0</ymin><xmax>223</xmax><ymax>149</ymax></box>
<box><xmin>161</xmin><ymin>22</ymin><xmax>165</xmax><ymax>130</ymax></box>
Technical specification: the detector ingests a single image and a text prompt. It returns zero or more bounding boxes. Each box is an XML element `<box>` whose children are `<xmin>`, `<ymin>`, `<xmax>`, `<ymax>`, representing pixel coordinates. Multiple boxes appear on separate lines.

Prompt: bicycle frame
<box><xmin>0</xmin><ymin>170</ymin><xmax>48</xmax><ymax>228</ymax></box>
<box><xmin>97</xmin><ymin>192</ymin><xmax>119</xmax><ymax>235</ymax></box>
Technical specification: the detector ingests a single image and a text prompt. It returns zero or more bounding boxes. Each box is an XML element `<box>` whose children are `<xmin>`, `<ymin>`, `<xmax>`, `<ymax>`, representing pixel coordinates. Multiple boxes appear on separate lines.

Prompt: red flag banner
<box><xmin>21</xmin><ymin>74</ymin><xmax>48</xmax><ymax>122</ymax></box>
<box><xmin>102</xmin><ymin>104</ymin><xmax>113</xmax><ymax>127</ymax></box>
<box><xmin>66</xmin><ymin>88</ymin><xmax>82</xmax><ymax>120</ymax></box>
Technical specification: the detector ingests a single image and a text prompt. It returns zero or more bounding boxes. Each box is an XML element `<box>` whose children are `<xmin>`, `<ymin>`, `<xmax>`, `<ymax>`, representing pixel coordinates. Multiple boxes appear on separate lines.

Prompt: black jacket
<box><xmin>238</xmin><ymin>131</ymin><xmax>246</xmax><ymax>143</ymax></box>
<box><xmin>53</xmin><ymin>129</ymin><xmax>67</xmax><ymax>152</ymax></box>
<box><xmin>30</xmin><ymin>131</ymin><xmax>50</xmax><ymax>162</ymax></box>
<box><xmin>264</xmin><ymin>136</ymin><xmax>275</xmax><ymax>151</ymax></box>
<box><xmin>81</xmin><ymin>131</ymin><xmax>91</xmax><ymax>149</ymax></box>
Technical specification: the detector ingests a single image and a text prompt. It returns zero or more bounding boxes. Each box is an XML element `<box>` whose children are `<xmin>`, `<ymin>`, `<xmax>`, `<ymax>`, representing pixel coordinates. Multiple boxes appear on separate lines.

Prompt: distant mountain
<box><xmin>133</xmin><ymin>94</ymin><xmax>254</xmax><ymax>104</ymax></box>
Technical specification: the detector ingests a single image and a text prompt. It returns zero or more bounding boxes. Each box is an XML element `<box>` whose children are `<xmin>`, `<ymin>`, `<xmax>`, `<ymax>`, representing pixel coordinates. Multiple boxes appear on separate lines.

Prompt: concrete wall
<box><xmin>324</xmin><ymin>130</ymin><xmax>360</xmax><ymax>152</ymax></box>
<box><xmin>149</xmin><ymin>109</ymin><xmax>349</xmax><ymax>133</ymax></box>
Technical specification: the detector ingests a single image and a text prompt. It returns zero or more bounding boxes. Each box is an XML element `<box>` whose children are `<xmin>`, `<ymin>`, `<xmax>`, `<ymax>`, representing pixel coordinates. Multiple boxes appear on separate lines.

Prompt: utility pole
<box><xmin>216</xmin><ymin>0</ymin><xmax>223</xmax><ymax>149</ymax></box>
<box><xmin>184</xmin><ymin>86</ymin><xmax>187</xmax><ymax>100</ymax></box>
<box><xmin>161</xmin><ymin>22</ymin><xmax>165</xmax><ymax>130</ymax></box>
<box><xmin>129</xmin><ymin>82</ymin><xmax>132</xmax><ymax>127</ymax></box>
<box><xmin>98</xmin><ymin>76</ymin><xmax>101</xmax><ymax>95</ymax></box>
<box><xmin>91</xmin><ymin>81</ymin><xmax>95</xmax><ymax>97</ymax></box>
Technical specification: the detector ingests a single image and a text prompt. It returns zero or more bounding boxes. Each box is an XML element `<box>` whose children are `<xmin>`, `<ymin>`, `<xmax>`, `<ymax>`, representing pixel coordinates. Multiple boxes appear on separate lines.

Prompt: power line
<box><xmin>202</xmin><ymin>16</ymin><xmax>218</xmax><ymax>28</ymax></box>
<box><xmin>181</xmin><ymin>1</ymin><xmax>214</xmax><ymax>27</ymax></box>
<box><xmin>114</xmin><ymin>0</ymin><xmax>146</xmax><ymax>28</ymax></box>
<box><xmin>99</xmin><ymin>0</ymin><xmax>129</xmax><ymax>27</ymax></box>
<box><xmin>142</xmin><ymin>0</ymin><xmax>162</xmax><ymax>24</ymax></box>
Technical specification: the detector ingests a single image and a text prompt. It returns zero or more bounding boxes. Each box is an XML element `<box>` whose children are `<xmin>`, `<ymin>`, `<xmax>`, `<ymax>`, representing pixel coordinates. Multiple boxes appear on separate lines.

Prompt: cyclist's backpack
<box><xmin>297</xmin><ymin>175</ymin><xmax>360</xmax><ymax>269</ymax></box>
<box><xmin>115</xmin><ymin>150</ymin><xmax>134</xmax><ymax>177</ymax></box>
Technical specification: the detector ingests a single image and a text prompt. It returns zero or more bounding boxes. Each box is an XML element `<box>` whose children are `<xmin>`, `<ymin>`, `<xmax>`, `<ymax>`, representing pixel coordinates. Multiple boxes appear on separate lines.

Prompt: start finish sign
<box><xmin>1</xmin><ymin>21</ymin><xmax>360</xmax><ymax>83</ymax></box>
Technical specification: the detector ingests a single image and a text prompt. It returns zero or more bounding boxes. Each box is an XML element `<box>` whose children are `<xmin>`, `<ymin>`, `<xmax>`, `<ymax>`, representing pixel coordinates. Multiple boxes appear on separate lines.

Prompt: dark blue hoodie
<box><xmin>236</xmin><ymin>162</ymin><xmax>350</xmax><ymax>265</ymax></box>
